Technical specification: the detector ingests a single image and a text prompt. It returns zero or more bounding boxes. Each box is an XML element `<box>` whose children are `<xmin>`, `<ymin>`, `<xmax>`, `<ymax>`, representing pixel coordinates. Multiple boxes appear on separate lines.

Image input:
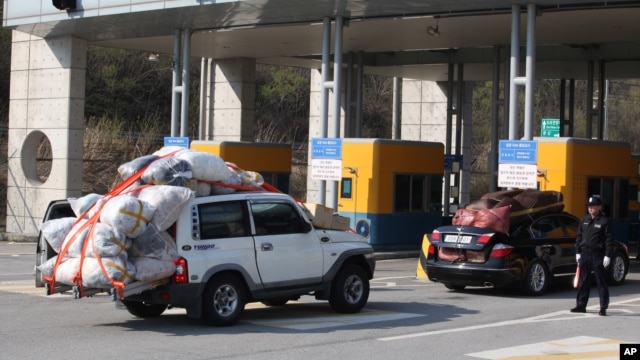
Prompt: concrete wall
<box><xmin>6</xmin><ymin>31</ymin><xmax>85</xmax><ymax>236</ymax></box>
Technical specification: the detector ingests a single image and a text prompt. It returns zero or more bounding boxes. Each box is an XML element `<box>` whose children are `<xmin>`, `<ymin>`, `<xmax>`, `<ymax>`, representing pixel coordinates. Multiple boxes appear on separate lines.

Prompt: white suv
<box><xmin>38</xmin><ymin>192</ymin><xmax>376</xmax><ymax>326</ymax></box>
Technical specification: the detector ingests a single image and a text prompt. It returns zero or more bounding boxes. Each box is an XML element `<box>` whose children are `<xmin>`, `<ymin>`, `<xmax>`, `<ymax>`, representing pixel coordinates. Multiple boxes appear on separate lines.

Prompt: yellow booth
<box><xmin>190</xmin><ymin>140</ymin><xmax>292</xmax><ymax>193</ymax></box>
<box><xmin>536</xmin><ymin>137</ymin><xmax>639</xmax><ymax>244</ymax></box>
<box><xmin>338</xmin><ymin>139</ymin><xmax>445</xmax><ymax>251</ymax></box>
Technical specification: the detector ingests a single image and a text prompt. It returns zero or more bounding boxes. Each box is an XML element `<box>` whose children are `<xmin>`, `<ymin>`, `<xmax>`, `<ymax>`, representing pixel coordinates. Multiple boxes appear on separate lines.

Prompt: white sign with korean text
<box><xmin>498</xmin><ymin>163</ymin><xmax>538</xmax><ymax>189</ymax></box>
<box><xmin>311</xmin><ymin>158</ymin><xmax>342</xmax><ymax>181</ymax></box>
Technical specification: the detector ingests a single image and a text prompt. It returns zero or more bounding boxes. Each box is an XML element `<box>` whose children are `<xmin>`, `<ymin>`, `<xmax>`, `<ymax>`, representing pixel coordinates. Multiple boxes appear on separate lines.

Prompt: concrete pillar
<box><xmin>210</xmin><ymin>58</ymin><xmax>256</xmax><ymax>142</ymax></box>
<box><xmin>306</xmin><ymin>69</ymin><xmax>345</xmax><ymax>204</ymax></box>
<box><xmin>401</xmin><ymin>79</ymin><xmax>473</xmax><ymax>207</ymax></box>
<box><xmin>306</xmin><ymin>70</ymin><xmax>324</xmax><ymax>204</ymax></box>
<box><xmin>459</xmin><ymin>84</ymin><xmax>474</xmax><ymax>206</ymax></box>
<box><xmin>400</xmin><ymin>80</ymin><xmax>448</xmax><ymax>142</ymax></box>
<box><xmin>6</xmin><ymin>31</ymin><xmax>85</xmax><ymax>236</ymax></box>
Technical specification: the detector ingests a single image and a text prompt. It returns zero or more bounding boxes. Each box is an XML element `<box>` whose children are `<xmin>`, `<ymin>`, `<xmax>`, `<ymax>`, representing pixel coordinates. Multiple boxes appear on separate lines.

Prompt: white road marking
<box><xmin>467</xmin><ymin>336</ymin><xmax>628</xmax><ymax>360</ymax></box>
<box><xmin>378</xmin><ymin>296</ymin><xmax>640</xmax><ymax>342</ymax></box>
<box><xmin>245</xmin><ymin>309</ymin><xmax>423</xmax><ymax>330</ymax></box>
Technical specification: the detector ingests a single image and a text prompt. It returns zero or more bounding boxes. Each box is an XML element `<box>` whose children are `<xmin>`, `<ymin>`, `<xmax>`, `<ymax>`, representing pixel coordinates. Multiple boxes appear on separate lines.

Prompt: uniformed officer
<box><xmin>571</xmin><ymin>195</ymin><xmax>613</xmax><ymax>316</ymax></box>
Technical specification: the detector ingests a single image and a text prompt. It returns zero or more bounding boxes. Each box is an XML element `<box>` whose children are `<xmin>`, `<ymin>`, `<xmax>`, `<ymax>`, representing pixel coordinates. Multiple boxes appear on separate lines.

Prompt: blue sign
<box><xmin>311</xmin><ymin>138</ymin><xmax>342</xmax><ymax>159</ymax></box>
<box><xmin>164</xmin><ymin>136</ymin><xmax>189</xmax><ymax>148</ymax></box>
<box><xmin>498</xmin><ymin>140</ymin><xmax>537</xmax><ymax>164</ymax></box>
<box><xmin>444</xmin><ymin>154</ymin><xmax>462</xmax><ymax>170</ymax></box>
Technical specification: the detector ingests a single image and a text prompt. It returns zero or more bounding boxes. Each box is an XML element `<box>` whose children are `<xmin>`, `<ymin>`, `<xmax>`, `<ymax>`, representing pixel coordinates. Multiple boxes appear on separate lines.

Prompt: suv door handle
<box><xmin>260</xmin><ymin>242</ymin><xmax>273</xmax><ymax>251</ymax></box>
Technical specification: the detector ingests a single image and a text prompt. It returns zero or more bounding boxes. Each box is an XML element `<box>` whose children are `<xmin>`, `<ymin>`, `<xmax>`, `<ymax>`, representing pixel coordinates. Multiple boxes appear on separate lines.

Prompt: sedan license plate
<box><xmin>444</xmin><ymin>234</ymin><xmax>472</xmax><ymax>244</ymax></box>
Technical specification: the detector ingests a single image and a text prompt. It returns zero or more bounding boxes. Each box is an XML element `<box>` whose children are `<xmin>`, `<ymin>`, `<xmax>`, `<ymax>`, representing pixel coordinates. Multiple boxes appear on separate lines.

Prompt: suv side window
<box><xmin>251</xmin><ymin>202</ymin><xmax>305</xmax><ymax>235</ymax></box>
<box><xmin>197</xmin><ymin>201</ymin><xmax>248</xmax><ymax>239</ymax></box>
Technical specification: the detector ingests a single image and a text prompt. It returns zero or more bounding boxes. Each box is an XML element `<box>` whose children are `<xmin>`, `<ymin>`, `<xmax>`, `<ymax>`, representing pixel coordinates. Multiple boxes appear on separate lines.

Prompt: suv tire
<box><xmin>202</xmin><ymin>273</ymin><xmax>246</xmax><ymax>326</ymax></box>
<box><xmin>122</xmin><ymin>300</ymin><xmax>168</xmax><ymax>317</ymax></box>
<box><xmin>329</xmin><ymin>264</ymin><xmax>369</xmax><ymax>313</ymax></box>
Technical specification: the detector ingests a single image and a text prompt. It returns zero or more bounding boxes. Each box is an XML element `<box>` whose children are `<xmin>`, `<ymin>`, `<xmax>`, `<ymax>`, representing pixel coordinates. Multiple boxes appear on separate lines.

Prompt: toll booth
<box><xmin>536</xmin><ymin>137</ymin><xmax>640</xmax><ymax>246</ymax></box>
<box><xmin>190</xmin><ymin>140</ymin><xmax>292</xmax><ymax>193</ymax></box>
<box><xmin>338</xmin><ymin>139</ymin><xmax>444</xmax><ymax>251</ymax></box>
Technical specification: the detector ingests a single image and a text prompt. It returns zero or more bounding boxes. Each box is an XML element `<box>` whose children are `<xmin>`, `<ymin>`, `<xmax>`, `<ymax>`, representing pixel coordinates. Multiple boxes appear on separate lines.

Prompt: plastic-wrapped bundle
<box><xmin>176</xmin><ymin>150</ymin><xmax>232</xmax><ymax>182</ymax></box>
<box><xmin>86</xmin><ymin>222</ymin><xmax>130</xmax><ymax>258</ymax></box>
<box><xmin>41</xmin><ymin>217</ymin><xmax>77</xmax><ymax>253</ymax></box>
<box><xmin>238</xmin><ymin>169</ymin><xmax>264</xmax><ymax>188</ymax></box>
<box><xmin>55</xmin><ymin>220</ymin><xmax>129</xmax><ymax>258</ymax></box>
<box><xmin>131</xmin><ymin>257</ymin><xmax>176</xmax><ymax>282</ymax></box>
<box><xmin>212</xmin><ymin>170</ymin><xmax>242</xmax><ymax>195</ymax></box>
<box><xmin>136</xmin><ymin>185</ymin><xmax>194</xmax><ymax>231</ymax></box>
<box><xmin>118</xmin><ymin>154</ymin><xmax>159</xmax><ymax>181</ymax></box>
<box><xmin>129</xmin><ymin>223</ymin><xmax>178</xmax><ymax>261</ymax></box>
<box><xmin>100</xmin><ymin>195</ymin><xmax>155</xmax><ymax>238</ymax></box>
<box><xmin>153</xmin><ymin>146</ymin><xmax>189</xmax><ymax>157</ymax></box>
<box><xmin>38</xmin><ymin>255</ymin><xmax>136</xmax><ymax>288</ymax></box>
<box><xmin>195</xmin><ymin>180</ymin><xmax>211</xmax><ymax>196</ymax></box>
<box><xmin>141</xmin><ymin>156</ymin><xmax>193</xmax><ymax>186</ymax></box>
<box><xmin>68</xmin><ymin>193</ymin><xmax>103</xmax><ymax>218</ymax></box>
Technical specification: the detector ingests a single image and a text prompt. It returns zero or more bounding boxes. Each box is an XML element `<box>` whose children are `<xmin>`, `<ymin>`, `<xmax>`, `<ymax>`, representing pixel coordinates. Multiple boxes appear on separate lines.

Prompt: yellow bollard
<box><xmin>416</xmin><ymin>233</ymin><xmax>430</xmax><ymax>279</ymax></box>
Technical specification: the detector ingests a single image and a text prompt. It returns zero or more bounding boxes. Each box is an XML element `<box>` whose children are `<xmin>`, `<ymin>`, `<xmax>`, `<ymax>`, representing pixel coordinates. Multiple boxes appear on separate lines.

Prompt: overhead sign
<box><xmin>498</xmin><ymin>163</ymin><xmax>538</xmax><ymax>189</ymax></box>
<box><xmin>164</xmin><ymin>136</ymin><xmax>189</xmax><ymax>148</ymax></box>
<box><xmin>311</xmin><ymin>138</ymin><xmax>342</xmax><ymax>181</ymax></box>
<box><xmin>541</xmin><ymin>118</ymin><xmax>560</xmax><ymax>137</ymax></box>
<box><xmin>498</xmin><ymin>140</ymin><xmax>537</xmax><ymax>164</ymax></box>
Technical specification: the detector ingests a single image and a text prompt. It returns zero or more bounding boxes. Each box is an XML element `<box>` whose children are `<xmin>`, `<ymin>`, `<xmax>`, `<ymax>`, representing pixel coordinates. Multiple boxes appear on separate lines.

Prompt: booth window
<box><xmin>341</xmin><ymin>178</ymin><xmax>352</xmax><ymax>199</ymax></box>
<box><xmin>586</xmin><ymin>177</ymin><xmax>629</xmax><ymax>219</ymax></box>
<box><xmin>394</xmin><ymin>174</ymin><xmax>432</xmax><ymax>212</ymax></box>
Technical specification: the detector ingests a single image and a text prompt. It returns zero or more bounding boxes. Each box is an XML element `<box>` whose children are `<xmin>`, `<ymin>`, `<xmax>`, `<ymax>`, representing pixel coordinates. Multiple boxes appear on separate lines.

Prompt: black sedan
<box><xmin>424</xmin><ymin>211</ymin><xmax>630</xmax><ymax>295</ymax></box>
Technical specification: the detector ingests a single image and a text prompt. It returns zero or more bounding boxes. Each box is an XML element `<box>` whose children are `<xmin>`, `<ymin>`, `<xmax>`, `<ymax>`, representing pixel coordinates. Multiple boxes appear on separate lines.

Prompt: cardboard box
<box><xmin>331</xmin><ymin>215</ymin><xmax>351</xmax><ymax>231</ymax></box>
<box><xmin>303</xmin><ymin>202</ymin><xmax>334</xmax><ymax>229</ymax></box>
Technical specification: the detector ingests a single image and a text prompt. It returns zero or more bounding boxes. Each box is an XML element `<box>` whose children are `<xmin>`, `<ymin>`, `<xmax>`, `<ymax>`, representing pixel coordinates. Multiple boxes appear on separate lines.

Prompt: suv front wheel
<box><xmin>329</xmin><ymin>264</ymin><xmax>369</xmax><ymax>313</ymax></box>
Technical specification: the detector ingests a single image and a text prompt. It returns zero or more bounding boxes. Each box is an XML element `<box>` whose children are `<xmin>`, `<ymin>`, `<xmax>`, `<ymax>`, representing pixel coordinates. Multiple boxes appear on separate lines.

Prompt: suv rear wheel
<box><xmin>122</xmin><ymin>300</ymin><xmax>168</xmax><ymax>317</ymax></box>
<box><xmin>329</xmin><ymin>264</ymin><xmax>369</xmax><ymax>313</ymax></box>
<box><xmin>202</xmin><ymin>273</ymin><xmax>246</xmax><ymax>326</ymax></box>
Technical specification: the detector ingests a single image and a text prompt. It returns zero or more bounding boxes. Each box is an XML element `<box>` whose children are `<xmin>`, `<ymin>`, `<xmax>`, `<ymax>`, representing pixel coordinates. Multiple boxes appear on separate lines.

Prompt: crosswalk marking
<box><xmin>467</xmin><ymin>336</ymin><xmax>628</xmax><ymax>360</ymax></box>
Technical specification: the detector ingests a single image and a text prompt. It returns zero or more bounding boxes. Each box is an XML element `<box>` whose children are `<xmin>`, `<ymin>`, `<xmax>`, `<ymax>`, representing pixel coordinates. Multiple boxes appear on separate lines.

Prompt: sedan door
<box><xmin>528</xmin><ymin>214</ymin><xmax>576</xmax><ymax>279</ymax></box>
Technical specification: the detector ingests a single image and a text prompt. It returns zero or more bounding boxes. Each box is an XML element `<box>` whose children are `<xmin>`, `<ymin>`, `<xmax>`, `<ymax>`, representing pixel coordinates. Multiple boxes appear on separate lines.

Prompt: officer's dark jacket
<box><xmin>575</xmin><ymin>212</ymin><xmax>613</xmax><ymax>257</ymax></box>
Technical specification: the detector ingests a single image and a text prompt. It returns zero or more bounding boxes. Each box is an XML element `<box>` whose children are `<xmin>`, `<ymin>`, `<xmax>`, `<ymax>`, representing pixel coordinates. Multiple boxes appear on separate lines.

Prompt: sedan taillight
<box><xmin>489</xmin><ymin>244</ymin><xmax>514</xmax><ymax>258</ymax></box>
<box><xmin>428</xmin><ymin>244</ymin><xmax>435</xmax><ymax>255</ymax></box>
<box><xmin>476</xmin><ymin>234</ymin><xmax>494</xmax><ymax>244</ymax></box>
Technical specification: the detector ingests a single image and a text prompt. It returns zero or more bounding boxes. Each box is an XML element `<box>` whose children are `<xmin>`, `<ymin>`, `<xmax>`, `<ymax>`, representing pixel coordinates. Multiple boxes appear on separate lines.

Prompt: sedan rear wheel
<box><xmin>522</xmin><ymin>260</ymin><xmax>548</xmax><ymax>296</ymax></box>
<box><xmin>607</xmin><ymin>251</ymin><xmax>628</xmax><ymax>285</ymax></box>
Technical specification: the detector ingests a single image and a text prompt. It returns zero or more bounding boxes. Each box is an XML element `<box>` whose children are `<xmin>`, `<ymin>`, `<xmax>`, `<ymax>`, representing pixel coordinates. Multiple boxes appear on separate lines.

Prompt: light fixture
<box><xmin>426</xmin><ymin>18</ymin><xmax>440</xmax><ymax>36</ymax></box>
<box><xmin>148</xmin><ymin>53</ymin><xmax>160</xmax><ymax>62</ymax></box>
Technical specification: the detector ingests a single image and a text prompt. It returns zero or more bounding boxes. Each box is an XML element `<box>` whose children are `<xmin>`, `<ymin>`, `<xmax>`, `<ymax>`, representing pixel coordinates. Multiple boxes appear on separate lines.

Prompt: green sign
<box><xmin>541</xmin><ymin>118</ymin><xmax>560</xmax><ymax>137</ymax></box>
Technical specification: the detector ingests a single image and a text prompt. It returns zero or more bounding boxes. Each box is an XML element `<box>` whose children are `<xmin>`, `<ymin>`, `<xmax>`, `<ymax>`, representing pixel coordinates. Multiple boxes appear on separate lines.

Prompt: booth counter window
<box><xmin>394</xmin><ymin>174</ymin><xmax>442</xmax><ymax>213</ymax></box>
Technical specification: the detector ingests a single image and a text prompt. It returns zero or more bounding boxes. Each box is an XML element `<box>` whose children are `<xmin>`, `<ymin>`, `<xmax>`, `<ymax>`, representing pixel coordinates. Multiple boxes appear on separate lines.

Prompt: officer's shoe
<box><xmin>599</xmin><ymin>309</ymin><xmax>606</xmax><ymax>316</ymax></box>
<box><xmin>570</xmin><ymin>306</ymin><xmax>586</xmax><ymax>313</ymax></box>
